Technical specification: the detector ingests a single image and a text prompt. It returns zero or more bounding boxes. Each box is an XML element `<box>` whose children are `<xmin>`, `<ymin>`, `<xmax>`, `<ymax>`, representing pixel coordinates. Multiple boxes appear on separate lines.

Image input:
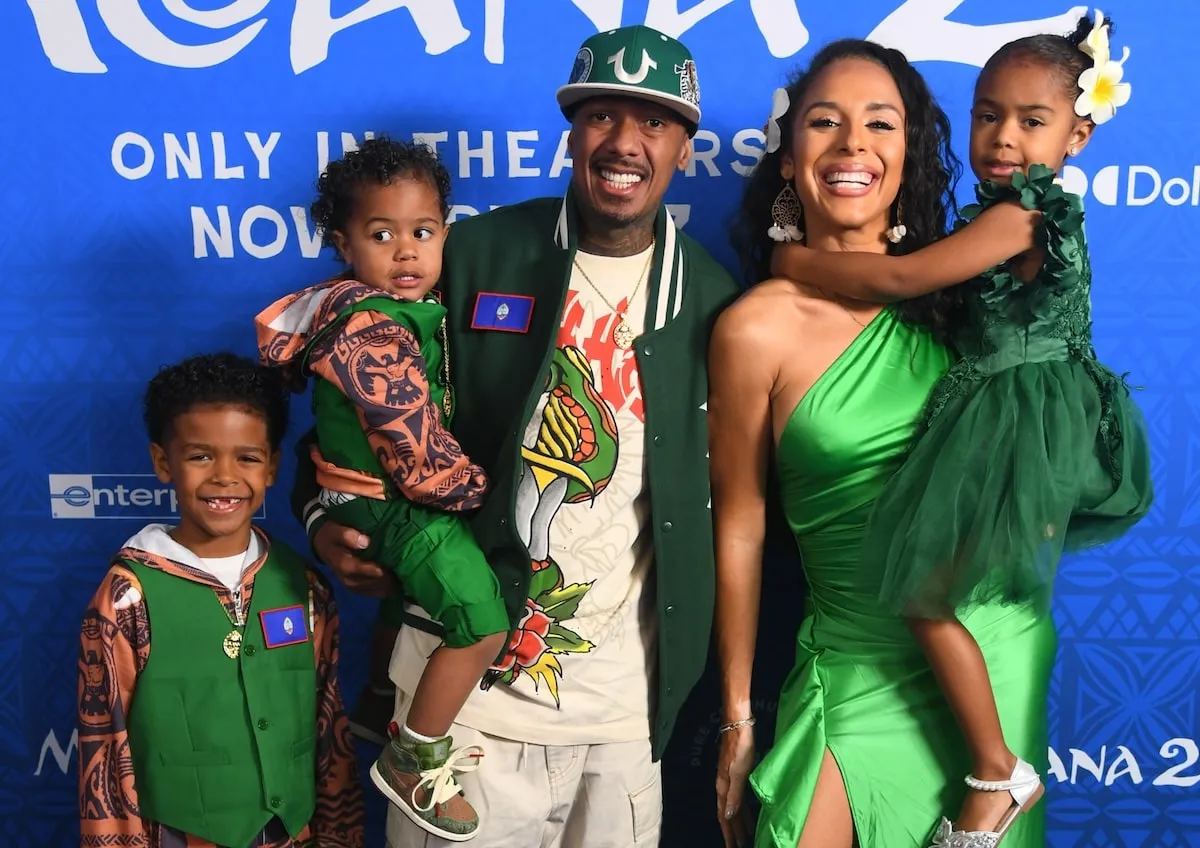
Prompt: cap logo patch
<box><xmin>608</xmin><ymin>47</ymin><xmax>657</xmax><ymax>85</ymax></box>
<box><xmin>570</xmin><ymin>47</ymin><xmax>593</xmax><ymax>84</ymax></box>
<box><xmin>676</xmin><ymin>59</ymin><xmax>699</xmax><ymax>106</ymax></box>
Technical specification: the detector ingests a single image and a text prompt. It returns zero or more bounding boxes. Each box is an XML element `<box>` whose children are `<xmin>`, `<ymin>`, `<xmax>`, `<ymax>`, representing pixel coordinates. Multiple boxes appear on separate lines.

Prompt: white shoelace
<box><xmin>412</xmin><ymin>746</ymin><xmax>485</xmax><ymax>813</ymax></box>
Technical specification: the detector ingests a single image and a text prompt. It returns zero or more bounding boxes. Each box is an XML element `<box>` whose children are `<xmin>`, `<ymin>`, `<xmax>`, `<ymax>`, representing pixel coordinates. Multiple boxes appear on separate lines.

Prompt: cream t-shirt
<box><xmin>392</xmin><ymin>245</ymin><xmax>658</xmax><ymax>744</ymax></box>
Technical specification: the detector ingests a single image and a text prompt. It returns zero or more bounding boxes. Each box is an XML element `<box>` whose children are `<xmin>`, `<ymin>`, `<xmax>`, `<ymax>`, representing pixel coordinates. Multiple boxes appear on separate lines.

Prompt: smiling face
<box><xmin>567</xmin><ymin>96</ymin><xmax>691</xmax><ymax>238</ymax></box>
<box><xmin>783</xmin><ymin>57</ymin><xmax>907</xmax><ymax>245</ymax></box>
<box><xmin>970</xmin><ymin>58</ymin><xmax>1094</xmax><ymax>185</ymax></box>
<box><xmin>332</xmin><ymin>177</ymin><xmax>447</xmax><ymax>300</ymax></box>
<box><xmin>149</xmin><ymin>403</ymin><xmax>278</xmax><ymax>558</ymax></box>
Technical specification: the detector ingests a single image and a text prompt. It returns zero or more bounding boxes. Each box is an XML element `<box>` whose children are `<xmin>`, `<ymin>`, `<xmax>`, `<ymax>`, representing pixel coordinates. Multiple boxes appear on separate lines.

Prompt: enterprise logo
<box><xmin>48</xmin><ymin>474</ymin><xmax>266</xmax><ymax>520</ymax></box>
<box><xmin>50</xmin><ymin>474</ymin><xmax>178</xmax><ymax>519</ymax></box>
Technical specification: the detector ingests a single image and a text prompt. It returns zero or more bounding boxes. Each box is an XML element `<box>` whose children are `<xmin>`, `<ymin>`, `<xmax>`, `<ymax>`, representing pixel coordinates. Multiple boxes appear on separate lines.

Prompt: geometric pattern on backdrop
<box><xmin>2</xmin><ymin>1</ymin><xmax>1195</xmax><ymax>845</ymax></box>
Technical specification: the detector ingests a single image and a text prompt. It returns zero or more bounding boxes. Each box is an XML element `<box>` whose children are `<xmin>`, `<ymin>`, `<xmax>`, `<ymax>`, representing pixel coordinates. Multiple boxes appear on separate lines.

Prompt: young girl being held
<box><xmin>769</xmin><ymin>11</ymin><xmax>1153</xmax><ymax>846</ymax></box>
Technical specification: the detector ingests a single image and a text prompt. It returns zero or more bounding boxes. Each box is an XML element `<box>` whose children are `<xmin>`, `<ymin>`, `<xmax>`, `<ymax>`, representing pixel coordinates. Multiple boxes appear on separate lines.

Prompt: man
<box><xmin>294</xmin><ymin>25</ymin><xmax>740</xmax><ymax>847</ymax></box>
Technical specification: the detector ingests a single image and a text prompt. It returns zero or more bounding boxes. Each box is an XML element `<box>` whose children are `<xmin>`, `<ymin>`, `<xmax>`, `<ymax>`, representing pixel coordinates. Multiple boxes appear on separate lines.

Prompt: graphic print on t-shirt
<box><xmin>484</xmin><ymin>286</ymin><xmax>645</xmax><ymax>705</ymax></box>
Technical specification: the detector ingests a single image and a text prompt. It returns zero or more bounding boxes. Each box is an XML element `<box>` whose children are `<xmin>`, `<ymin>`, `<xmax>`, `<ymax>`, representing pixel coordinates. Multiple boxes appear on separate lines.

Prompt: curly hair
<box><xmin>144</xmin><ymin>352</ymin><xmax>290</xmax><ymax>450</ymax></box>
<box><xmin>310</xmin><ymin>136</ymin><xmax>452</xmax><ymax>256</ymax></box>
<box><xmin>981</xmin><ymin>13</ymin><xmax>1115</xmax><ymax>105</ymax></box>
<box><xmin>731</xmin><ymin>39</ymin><xmax>965</xmax><ymax>345</ymax></box>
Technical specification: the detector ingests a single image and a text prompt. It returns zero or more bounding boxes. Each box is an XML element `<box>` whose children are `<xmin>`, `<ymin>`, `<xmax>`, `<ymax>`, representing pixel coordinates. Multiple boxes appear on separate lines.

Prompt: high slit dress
<box><xmin>749</xmin><ymin>307</ymin><xmax>1052</xmax><ymax>848</ymax></box>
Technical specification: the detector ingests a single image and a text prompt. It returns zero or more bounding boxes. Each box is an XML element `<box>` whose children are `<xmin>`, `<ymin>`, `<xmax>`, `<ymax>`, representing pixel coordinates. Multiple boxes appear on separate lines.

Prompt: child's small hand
<box><xmin>984</xmin><ymin>201</ymin><xmax>1043</xmax><ymax>250</ymax></box>
<box><xmin>769</xmin><ymin>241</ymin><xmax>812</xmax><ymax>281</ymax></box>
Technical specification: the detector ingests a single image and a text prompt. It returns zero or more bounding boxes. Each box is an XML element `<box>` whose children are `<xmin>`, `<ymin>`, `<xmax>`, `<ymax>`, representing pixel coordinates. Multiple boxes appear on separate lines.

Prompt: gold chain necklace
<box><xmin>571</xmin><ymin>244</ymin><xmax>654</xmax><ymax>350</ymax></box>
<box><xmin>420</xmin><ymin>292</ymin><xmax>454</xmax><ymax>421</ymax></box>
<box><xmin>814</xmin><ymin>285</ymin><xmax>868</xmax><ymax>329</ymax></box>
<box><xmin>438</xmin><ymin>315</ymin><xmax>454</xmax><ymax>420</ymax></box>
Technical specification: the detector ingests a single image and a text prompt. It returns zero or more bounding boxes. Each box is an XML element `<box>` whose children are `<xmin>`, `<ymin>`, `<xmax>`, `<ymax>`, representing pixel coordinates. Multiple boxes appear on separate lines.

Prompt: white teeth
<box><xmin>600</xmin><ymin>170</ymin><xmax>642</xmax><ymax>187</ymax></box>
<box><xmin>825</xmin><ymin>171</ymin><xmax>874</xmax><ymax>185</ymax></box>
<box><xmin>204</xmin><ymin>498</ymin><xmax>243</xmax><ymax>510</ymax></box>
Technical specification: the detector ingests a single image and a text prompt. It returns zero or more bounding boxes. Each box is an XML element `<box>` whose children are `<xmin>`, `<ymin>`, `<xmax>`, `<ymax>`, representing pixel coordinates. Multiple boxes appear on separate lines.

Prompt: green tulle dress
<box><xmin>868</xmin><ymin>165</ymin><xmax>1154</xmax><ymax>617</ymax></box>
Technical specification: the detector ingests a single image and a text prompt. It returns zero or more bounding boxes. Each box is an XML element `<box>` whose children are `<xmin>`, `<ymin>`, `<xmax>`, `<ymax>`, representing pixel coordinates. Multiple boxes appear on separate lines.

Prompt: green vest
<box><xmin>125</xmin><ymin>541</ymin><xmax>316</xmax><ymax>847</ymax></box>
<box><xmin>308</xmin><ymin>294</ymin><xmax>450</xmax><ymax>495</ymax></box>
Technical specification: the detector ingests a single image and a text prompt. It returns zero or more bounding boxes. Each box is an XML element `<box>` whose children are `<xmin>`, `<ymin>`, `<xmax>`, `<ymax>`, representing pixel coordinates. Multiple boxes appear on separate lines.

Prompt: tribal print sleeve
<box><xmin>78</xmin><ymin>567</ymin><xmax>152</xmax><ymax>848</ymax></box>
<box><xmin>308</xmin><ymin>310</ymin><xmax>488</xmax><ymax>511</ymax></box>
<box><xmin>307</xmin><ymin>570</ymin><xmax>365</xmax><ymax>847</ymax></box>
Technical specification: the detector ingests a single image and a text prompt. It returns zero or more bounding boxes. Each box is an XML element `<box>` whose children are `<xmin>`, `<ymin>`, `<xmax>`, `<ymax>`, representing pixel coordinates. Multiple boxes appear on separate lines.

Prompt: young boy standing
<box><xmin>77</xmin><ymin>352</ymin><xmax>364</xmax><ymax>848</ymax></box>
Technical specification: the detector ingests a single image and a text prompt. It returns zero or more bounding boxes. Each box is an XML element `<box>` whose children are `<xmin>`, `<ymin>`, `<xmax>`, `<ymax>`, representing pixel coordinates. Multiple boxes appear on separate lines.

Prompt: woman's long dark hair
<box><xmin>731</xmin><ymin>39</ymin><xmax>964</xmax><ymax>344</ymax></box>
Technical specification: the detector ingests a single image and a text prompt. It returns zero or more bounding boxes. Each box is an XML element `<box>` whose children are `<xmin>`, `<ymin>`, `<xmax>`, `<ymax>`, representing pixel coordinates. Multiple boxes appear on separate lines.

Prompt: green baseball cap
<box><xmin>556</xmin><ymin>25</ymin><xmax>701</xmax><ymax>132</ymax></box>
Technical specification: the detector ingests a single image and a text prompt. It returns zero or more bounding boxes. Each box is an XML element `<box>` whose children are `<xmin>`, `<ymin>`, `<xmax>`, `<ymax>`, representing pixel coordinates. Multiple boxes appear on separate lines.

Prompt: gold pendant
<box><xmin>223</xmin><ymin>629</ymin><xmax>242</xmax><ymax>659</ymax></box>
<box><xmin>612</xmin><ymin>320</ymin><xmax>634</xmax><ymax>350</ymax></box>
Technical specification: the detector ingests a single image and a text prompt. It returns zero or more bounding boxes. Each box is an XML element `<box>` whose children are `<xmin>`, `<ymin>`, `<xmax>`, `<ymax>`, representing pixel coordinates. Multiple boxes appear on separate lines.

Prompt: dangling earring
<box><xmin>886</xmin><ymin>197</ymin><xmax>907</xmax><ymax>244</ymax></box>
<box><xmin>768</xmin><ymin>184</ymin><xmax>804</xmax><ymax>242</ymax></box>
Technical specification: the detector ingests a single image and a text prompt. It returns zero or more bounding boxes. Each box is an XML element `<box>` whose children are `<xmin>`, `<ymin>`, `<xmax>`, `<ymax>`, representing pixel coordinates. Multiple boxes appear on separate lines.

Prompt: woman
<box><xmin>710</xmin><ymin>40</ymin><xmax>1053</xmax><ymax>848</ymax></box>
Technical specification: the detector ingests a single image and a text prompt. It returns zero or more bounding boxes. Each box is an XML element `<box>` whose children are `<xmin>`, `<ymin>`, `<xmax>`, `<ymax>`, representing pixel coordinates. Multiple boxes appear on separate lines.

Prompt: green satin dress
<box><xmin>749</xmin><ymin>307</ymin><xmax>1054</xmax><ymax>848</ymax></box>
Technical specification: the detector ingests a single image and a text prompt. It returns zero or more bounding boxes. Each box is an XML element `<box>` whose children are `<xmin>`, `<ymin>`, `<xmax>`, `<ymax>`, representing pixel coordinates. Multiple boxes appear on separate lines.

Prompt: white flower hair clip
<box><xmin>1074</xmin><ymin>8</ymin><xmax>1131</xmax><ymax>124</ymax></box>
<box><xmin>764</xmin><ymin>87</ymin><xmax>790</xmax><ymax>154</ymax></box>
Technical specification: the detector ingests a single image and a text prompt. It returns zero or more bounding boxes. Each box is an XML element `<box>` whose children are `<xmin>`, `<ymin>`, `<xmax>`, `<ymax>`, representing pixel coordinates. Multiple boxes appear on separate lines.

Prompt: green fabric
<box><xmin>749</xmin><ymin>309</ymin><xmax>1052</xmax><ymax>848</ymax></box>
<box><xmin>377</xmin><ymin>590</ymin><xmax>409</xmax><ymax>629</ymax></box>
<box><xmin>308</xmin><ymin>294</ymin><xmax>451</xmax><ymax>493</ymax></box>
<box><xmin>557</xmin><ymin>25</ymin><xmax>701</xmax><ymax>128</ymax></box>
<box><xmin>329</xmin><ymin>496</ymin><xmax>507</xmax><ymax>647</ymax></box>
<box><xmin>402</xmin><ymin>733</ymin><xmax>453</xmax><ymax>770</ymax></box>
<box><xmin>125</xmin><ymin>542</ymin><xmax>316</xmax><ymax>847</ymax></box>
<box><xmin>294</xmin><ymin>194</ymin><xmax>741</xmax><ymax>759</ymax></box>
<box><xmin>867</xmin><ymin>165</ymin><xmax>1154</xmax><ymax>616</ymax></box>
<box><xmin>306</xmin><ymin>291</ymin><xmax>502</xmax><ymax>645</ymax></box>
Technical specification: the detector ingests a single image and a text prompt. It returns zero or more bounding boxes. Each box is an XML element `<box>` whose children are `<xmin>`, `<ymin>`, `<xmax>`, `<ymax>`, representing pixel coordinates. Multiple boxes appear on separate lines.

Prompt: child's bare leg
<box><xmin>907</xmin><ymin>616</ymin><xmax>1027</xmax><ymax>830</ymax></box>
<box><xmin>404</xmin><ymin>631</ymin><xmax>507</xmax><ymax>739</ymax></box>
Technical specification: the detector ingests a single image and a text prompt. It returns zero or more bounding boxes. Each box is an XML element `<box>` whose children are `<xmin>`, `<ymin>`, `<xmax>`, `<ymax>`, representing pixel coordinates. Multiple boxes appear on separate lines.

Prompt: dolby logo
<box><xmin>1060</xmin><ymin>164</ymin><xmax>1200</xmax><ymax>207</ymax></box>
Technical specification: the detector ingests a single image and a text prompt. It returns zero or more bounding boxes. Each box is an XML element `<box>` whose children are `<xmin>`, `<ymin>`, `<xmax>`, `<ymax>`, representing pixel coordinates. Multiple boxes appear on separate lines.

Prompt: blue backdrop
<box><xmin>2</xmin><ymin>1</ymin><xmax>1196</xmax><ymax>846</ymax></box>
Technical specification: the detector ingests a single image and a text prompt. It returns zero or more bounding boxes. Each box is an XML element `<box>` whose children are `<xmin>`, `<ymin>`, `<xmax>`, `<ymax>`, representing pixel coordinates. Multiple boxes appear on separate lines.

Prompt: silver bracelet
<box><xmin>718</xmin><ymin>716</ymin><xmax>756</xmax><ymax>734</ymax></box>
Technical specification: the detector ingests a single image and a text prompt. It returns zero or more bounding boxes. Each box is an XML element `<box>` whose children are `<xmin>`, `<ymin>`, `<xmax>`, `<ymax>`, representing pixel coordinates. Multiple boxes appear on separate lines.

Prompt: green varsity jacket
<box><xmin>293</xmin><ymin>190</ymin><xmax>740</xmax><ymax>758</ymax></box>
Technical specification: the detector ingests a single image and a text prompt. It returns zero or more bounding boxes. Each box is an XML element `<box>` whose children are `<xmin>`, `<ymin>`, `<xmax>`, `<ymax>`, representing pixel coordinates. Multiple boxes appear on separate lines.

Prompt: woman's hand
<box><xmin>312</xmin><ymin>520</ymin><xmax>396</xmax><ymax>597</ymax></box>
<box><xmin>716</xmin><ymin>723</ymin><xmax>757</xmax><ymax>848</ymax></box>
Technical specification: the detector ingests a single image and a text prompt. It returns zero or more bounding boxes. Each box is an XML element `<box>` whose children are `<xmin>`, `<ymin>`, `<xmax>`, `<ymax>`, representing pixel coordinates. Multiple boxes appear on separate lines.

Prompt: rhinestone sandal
<box><xmin>928</xmin><ymin>758</ymin><xmax>1043</xmax><ymax>847</ymax></box>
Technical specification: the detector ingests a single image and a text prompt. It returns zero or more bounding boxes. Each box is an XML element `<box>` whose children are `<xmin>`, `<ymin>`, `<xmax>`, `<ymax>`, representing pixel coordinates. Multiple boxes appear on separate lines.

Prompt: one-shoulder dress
<box><xmin>750</xmin><ymin>308</ymin><xmax>1053</xmax><ymax>847</ymax></box>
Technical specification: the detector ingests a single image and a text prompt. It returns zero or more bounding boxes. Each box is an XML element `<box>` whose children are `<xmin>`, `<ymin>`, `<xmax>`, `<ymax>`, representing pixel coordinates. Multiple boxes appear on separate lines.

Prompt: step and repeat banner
<box><xmin>2</xmin><ymin>1</ymin><xmax>1195</xmax><ymax>845</ymax></box>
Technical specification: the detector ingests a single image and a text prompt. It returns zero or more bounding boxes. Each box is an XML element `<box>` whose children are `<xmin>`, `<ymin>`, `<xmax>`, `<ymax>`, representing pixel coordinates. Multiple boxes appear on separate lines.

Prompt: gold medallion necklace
<box><xmin>571</xmin><ymin>244</ymin><xmax>654</xmax><ymax>350</ymax></box>
<box><xmin>221</xmin><ymin>584</ymin><xmax>246</xmax><ymax>659</ymax></box>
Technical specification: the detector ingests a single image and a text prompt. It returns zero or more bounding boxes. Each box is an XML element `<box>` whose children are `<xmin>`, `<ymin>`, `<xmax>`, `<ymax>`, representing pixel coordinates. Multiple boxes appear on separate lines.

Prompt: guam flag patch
<box><xmin>259</xmin><ymin>605</ymin><xmax>309</xmax><ymax>648</ymax></box>
<box><xmin>471</xmin><ymin>292</ymin><xmax>534</xmax><ymax>333</ymax></box>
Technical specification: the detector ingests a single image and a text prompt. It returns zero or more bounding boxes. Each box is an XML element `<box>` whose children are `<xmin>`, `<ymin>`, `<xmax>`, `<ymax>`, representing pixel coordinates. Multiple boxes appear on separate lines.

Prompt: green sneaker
<box><xmin>370</xmin><ymin>724</ymin><xmax>485</xmax><ymax>842</ymax></box>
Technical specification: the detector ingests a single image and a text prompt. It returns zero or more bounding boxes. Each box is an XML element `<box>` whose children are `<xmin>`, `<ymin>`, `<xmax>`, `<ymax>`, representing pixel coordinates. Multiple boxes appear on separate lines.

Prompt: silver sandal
<box><xmin>928</xmin><ymin>758</ymin><xmax>1044</xmax><ymax>847</ymax></box>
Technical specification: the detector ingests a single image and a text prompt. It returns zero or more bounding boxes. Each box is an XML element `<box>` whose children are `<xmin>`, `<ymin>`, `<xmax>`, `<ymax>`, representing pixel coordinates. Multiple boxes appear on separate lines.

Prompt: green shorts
<box><xmin>328</xmin><ymin>497</ymin><xmax>507</xmax><ymax>648</ymax></box>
